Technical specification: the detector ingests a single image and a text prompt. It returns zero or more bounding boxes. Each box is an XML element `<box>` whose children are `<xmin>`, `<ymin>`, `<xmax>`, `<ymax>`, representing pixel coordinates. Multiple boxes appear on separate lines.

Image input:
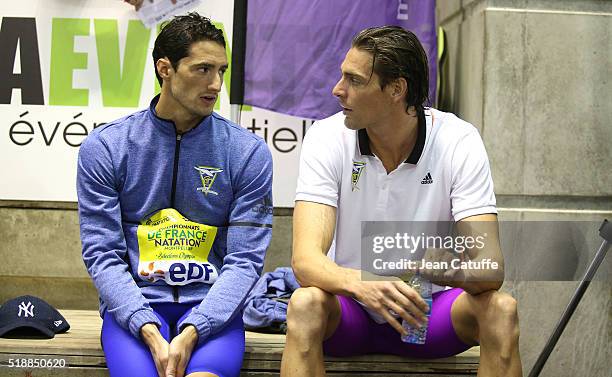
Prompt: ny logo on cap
<box><xmin>18</xmin><ymin>301</ymin><xmax>35</xmax><ymax>318</ymax></box>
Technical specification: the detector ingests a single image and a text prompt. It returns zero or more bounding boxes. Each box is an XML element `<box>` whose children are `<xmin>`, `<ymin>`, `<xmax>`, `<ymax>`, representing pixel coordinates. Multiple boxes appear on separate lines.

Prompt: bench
<box><xmin>0</xmin><ymin>310</ymin><xmax>479</xmax><ymax>376</ymax></box>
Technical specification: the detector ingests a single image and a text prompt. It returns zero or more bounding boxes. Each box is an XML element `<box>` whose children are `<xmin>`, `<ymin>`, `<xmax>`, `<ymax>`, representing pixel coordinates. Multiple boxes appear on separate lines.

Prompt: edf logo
<box><xmin>168</xmin><ymin>262</ymin><xmax>216</xmax><ymax>285</ymax></box>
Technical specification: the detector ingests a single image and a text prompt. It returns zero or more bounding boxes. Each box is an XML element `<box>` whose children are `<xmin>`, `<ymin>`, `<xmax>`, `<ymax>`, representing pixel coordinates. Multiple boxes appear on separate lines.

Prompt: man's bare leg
<box><xmin>451</xmin><ymin>290</ymin><xmax>522</xmax><ymax>377</ymax></box>
<box><xmin>280</xmin><ymin>287</ymin><xmax>342</xmax><ymax>377</ymax></box>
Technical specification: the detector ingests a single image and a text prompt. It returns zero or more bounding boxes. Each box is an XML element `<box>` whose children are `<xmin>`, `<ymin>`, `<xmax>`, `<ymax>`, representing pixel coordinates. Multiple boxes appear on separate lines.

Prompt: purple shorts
<box><xmin>323</xmin><ymin>288</ymin><xmax>472</xmax><ymax>359</ymax></box>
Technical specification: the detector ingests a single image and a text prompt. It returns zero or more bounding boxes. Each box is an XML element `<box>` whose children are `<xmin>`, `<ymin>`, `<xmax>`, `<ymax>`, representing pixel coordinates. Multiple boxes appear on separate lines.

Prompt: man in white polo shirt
<box><xmin>280</xmin><ymin>26</ymin><xmax>522</xmax><ymax>377</ymax></box>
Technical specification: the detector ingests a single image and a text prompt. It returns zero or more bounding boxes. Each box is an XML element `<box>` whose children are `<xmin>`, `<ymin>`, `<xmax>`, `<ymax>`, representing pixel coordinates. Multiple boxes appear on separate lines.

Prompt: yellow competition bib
<box><xmin>136</xmin><ymin>208</ymin><xmax>218</xmax><ymax>286</ymax></box>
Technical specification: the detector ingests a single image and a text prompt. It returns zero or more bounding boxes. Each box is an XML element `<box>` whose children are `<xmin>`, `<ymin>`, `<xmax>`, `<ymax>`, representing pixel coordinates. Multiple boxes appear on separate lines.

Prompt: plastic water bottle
<box><xmin>401</xmin><ymin>273</ymin><xmax>432</xmax><ymax>344</ymax></box>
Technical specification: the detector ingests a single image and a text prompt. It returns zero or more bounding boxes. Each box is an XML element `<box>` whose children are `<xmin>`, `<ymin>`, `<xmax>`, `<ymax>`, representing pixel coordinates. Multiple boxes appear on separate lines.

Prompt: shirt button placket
<box><xmin>376</xmin><ymin>167</ymin><xmax>390</xmax><ymax>216</ymax></box>
<box><xmin>382</xmin><ymin>177</ymin><xmax>390</xmax><ymax>206</ymax></box>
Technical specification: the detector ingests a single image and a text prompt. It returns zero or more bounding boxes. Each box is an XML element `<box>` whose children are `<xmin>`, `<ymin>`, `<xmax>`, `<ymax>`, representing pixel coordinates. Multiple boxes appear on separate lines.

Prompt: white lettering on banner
<box><xmin>397</xmin><ymin>0</ymin><xmax>409</xmax><ymax>20</ymax></box>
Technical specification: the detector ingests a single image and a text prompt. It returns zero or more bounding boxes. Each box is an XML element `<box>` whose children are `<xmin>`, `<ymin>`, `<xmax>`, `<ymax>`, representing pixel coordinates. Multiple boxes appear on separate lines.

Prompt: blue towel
<box><xmin>243</xmin><ymin>267</ymin><xmax>300</xmax><ymax>331</ymax></box>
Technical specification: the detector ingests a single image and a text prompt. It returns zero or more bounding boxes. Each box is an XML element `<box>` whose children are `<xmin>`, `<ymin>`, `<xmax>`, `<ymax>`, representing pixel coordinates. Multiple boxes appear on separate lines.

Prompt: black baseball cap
<box><xmin>0</xmin><ymin>295</ymin><xmax>70</xmax><ymax>338</ymax></box>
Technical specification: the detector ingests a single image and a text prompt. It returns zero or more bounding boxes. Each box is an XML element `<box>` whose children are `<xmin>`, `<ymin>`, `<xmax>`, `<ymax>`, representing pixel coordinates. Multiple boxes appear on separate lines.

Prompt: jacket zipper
<box><xmin>171</xmin><ymin>132</ymin><xmax>182</xmax><ymax>302</ymax></box>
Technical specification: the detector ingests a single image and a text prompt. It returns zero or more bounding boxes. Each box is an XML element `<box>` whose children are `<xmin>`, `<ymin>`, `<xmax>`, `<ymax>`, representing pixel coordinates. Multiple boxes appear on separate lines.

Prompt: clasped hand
<box><xmin>141</xmin><ymin>323</ymin><xmax>199</xmax><ymax>377</ymax></box>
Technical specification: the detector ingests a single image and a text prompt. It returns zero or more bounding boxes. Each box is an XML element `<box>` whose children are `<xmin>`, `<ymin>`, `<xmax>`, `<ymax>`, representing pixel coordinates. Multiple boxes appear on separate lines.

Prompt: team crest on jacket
<box><xmin>194</xmin><ymin>166</ymin><xmax>223</xmax><ymax>196</ymax></box>
<box><xmin>351</xmin><ymin>161</ymin><xmax>366</xmax><ymax>191</ymax></box>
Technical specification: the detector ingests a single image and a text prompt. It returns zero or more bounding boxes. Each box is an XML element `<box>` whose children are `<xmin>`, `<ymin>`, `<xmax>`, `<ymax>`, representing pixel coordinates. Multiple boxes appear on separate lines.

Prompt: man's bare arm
<box><xmin>292</xmin><ymin>201</ymin><xmax>429</xmax><ymax>333</ymax></box>
<box><xmin>291</xmin><ymin>201</ymin><xmax>361</xmax><ymax>296</ymax></box>
<box><xmin>428</xmin><ymin>213</ymin><xmax>504</xmax><ymax>295</ymax></box>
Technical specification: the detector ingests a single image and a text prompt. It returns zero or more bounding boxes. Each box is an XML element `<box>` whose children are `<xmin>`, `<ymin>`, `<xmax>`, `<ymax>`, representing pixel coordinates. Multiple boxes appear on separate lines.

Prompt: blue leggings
<box><xmin>101</xmin><ymin>303</ymin><xmax>245</xmax><ymax>377</ymax></box>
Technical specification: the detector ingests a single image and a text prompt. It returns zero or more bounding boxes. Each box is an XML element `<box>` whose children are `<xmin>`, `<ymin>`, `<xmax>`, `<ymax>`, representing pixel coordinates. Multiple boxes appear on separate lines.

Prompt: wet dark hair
<box><xmin>352</xmin><ymin>26</ymin><xmax>429</xmax><ymax>112</ymax></box>
<box><xmin>152</xmin><ymin>12</ymin><xmax>225</xmax><ymax>85</ymax></box>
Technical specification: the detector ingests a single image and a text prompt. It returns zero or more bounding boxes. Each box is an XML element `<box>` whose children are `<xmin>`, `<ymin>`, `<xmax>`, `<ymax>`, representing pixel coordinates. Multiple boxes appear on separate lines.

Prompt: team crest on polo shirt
<box><xmin>351</xmin><ymin>161</ymin><xmax>366</xmax><ymax>191</ymax></box>
<box><xmin>194</xmin><ymin>166</ymin><xmax>223</xmax><ymax>196</ymax></box>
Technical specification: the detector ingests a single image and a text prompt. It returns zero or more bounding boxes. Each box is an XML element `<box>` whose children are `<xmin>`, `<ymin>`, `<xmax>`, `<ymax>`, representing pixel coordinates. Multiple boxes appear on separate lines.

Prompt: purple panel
<box><xmin>244</xmin><ymin>0</ymin><xmax>437</xmax><ymax>120</ymax></box>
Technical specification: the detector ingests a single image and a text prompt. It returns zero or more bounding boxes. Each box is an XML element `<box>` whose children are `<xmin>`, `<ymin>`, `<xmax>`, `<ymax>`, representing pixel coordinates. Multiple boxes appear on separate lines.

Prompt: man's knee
<box><xmin>286</xmin><ymin>287</ymin><xmax>335</xmax><ymax>335</ymax></box>
<box><xmin>489</xmin><ymin>292</ymin><xmax>519</xmax><ymax>325</ymax></box>
<box><xmin>479</xmin><ymin>291</ymin><xmax>520</xmax><ymax>343</ymax></box>
<box><xmin>288</xmin><ymin>287</ymin><xmax>334</xmax><ymax>319</ymax></box>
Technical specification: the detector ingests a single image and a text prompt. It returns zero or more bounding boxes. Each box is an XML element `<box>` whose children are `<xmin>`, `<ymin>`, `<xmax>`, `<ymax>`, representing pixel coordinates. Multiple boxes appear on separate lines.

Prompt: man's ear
<box><xmin>156</xmin><ymin>57</ymin><xmax>173</xmax><ymax>82</ymax></box>
<box><xmin>390</xmin><ymin>77</ymin><xmax>408</xmax><ymax>103</ymax></box>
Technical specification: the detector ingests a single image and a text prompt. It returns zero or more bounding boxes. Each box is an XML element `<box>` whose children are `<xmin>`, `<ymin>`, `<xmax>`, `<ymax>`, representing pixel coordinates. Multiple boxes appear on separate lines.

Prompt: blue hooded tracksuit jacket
<box><xmin>77</xmin><ymin>96</ymin><xmax>273</xmax><ymax>345</ymax></box>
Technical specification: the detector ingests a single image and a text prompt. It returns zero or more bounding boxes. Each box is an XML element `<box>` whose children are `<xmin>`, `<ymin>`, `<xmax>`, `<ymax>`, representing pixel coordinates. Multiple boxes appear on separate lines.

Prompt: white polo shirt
<box><xmin>295</xmin><ymin>108</ymin><xmax>497</xmax><ymax>274</ymax></box>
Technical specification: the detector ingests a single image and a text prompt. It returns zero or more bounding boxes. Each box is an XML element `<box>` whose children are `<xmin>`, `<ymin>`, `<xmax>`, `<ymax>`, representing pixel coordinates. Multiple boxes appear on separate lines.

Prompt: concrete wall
<box><xmin>438</xmin><ymin>0</ymin><xmax>612</xmax><ymax>199</ymax></box>
<box><xmin>437</xmin><ymin>0</ymin><xmax>611</xmax><ymax>376</ymax></box>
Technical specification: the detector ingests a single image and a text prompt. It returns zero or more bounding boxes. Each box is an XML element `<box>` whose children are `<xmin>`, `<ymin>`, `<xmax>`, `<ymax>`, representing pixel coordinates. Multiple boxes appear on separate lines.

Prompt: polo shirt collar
<box><xmin>357</xmin><ymin>108</ymin><xmax>427</xmax><ymax>165</ymax></box>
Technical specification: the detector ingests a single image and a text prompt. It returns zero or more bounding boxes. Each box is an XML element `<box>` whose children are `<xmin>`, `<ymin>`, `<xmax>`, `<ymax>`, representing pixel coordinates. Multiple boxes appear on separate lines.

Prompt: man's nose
<box><xmin>332</xmin><ymin>78</ymin><xmax>345</xmax><ymax>97</ymax></box>
<box><xmin>209</xmin><ymin>72</ymin><xmax>223</xmax><ymax>92</ymax></box>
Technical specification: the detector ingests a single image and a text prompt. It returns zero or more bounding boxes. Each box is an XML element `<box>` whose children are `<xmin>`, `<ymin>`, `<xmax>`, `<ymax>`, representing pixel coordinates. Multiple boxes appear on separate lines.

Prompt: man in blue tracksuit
<box><xmin>77</xmin><ymin>13</ymin><xmax>272</xmax><ymax>377</ymax></box>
